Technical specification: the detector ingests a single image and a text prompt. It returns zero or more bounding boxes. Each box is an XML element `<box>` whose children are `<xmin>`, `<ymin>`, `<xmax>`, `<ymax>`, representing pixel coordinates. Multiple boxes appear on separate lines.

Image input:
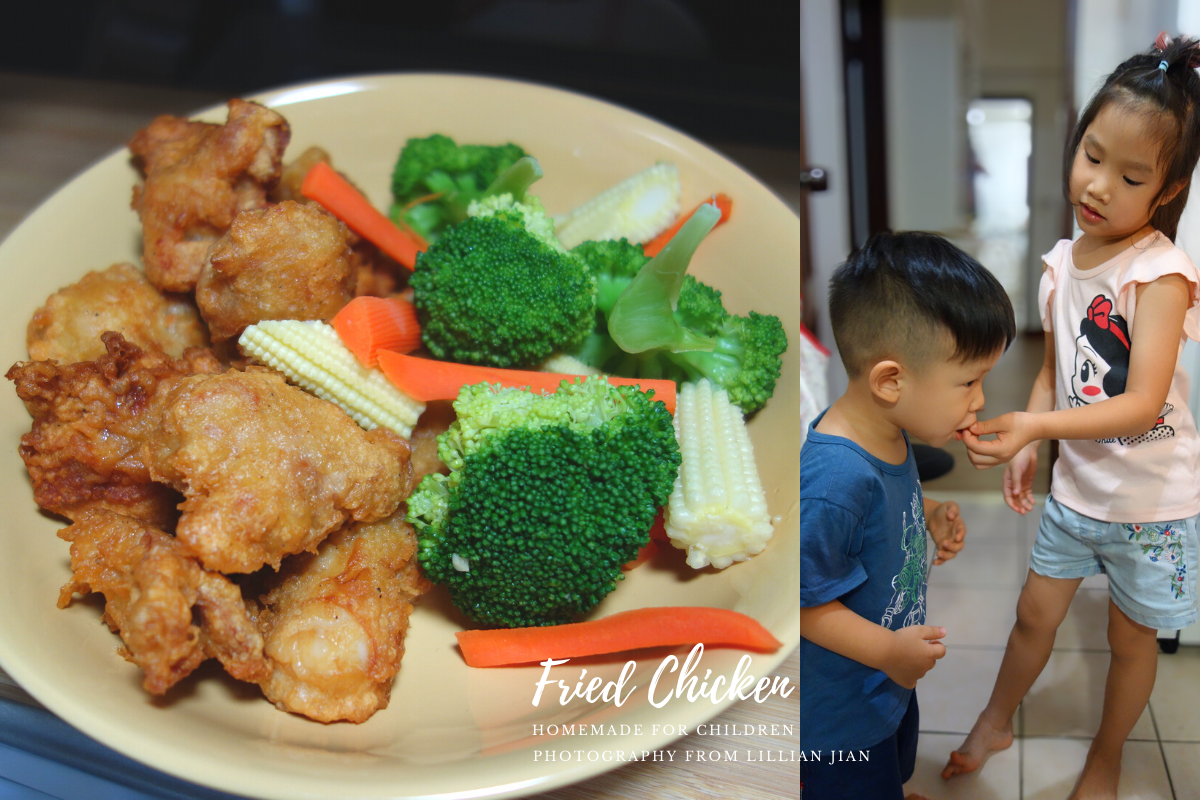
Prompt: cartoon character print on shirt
<box><xmin>881</xmin><ymin>491</ymin><xmax>928</xmax><ymax>630</ymax></box>
<box><xmin>1069</xmin><ymin>295</ymin><xmax>1175</xmax><ymax>446</ymax></box>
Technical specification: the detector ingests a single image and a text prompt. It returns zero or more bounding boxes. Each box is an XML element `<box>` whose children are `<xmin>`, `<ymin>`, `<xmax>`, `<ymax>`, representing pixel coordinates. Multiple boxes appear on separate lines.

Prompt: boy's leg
<box><xmin>1069</xmin><ymin>599</ymin><xmax>1158</xmax><ymax>799</ymax></box>
<box><xmin>800</xmin><ymin>693</ymin><xmax>918</xmax><ymax>800</ymax></box>
<box><xmin>942</xmin><ymin>570</ymin><xmax>1082</xmax><ymax>778</ymax></box>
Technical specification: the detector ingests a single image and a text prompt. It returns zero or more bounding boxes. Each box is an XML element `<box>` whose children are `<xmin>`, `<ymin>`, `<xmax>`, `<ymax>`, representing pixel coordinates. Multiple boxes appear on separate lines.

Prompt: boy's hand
<box><xmin>1003</xmin><ymin>443</ymin><xmax>1039</xmax><ymax>514</ymax></box>
<box><xmin>926</xmin><ymin>501</ymin><xmax>966</xmax><ymax>565</ymax></box>
<box><xmin>885</xmin><ymin>625</ymin><xmax>947</xmax><ymax>688</ymax></box>
<box><xmin>962</xmin><ymin>412</ymin><xmax>1039</xmax><ymax>467</ymax></box>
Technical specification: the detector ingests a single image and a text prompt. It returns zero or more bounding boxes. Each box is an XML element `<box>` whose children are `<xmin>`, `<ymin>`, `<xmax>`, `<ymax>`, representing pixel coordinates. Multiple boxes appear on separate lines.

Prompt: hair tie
<box><xmin>1156</xmin><ymin>31</ymin><xmax>1173</xmax><ymax>51</ymax></box>
<box><xmin>1159</xmin><ymin>59</ymin><xmax>1169</xmax><ymax>72</ymax></box>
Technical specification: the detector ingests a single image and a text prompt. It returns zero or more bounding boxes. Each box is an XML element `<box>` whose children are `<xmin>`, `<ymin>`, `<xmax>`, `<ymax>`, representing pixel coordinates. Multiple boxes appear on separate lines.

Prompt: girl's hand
<box><xmin>962</xmin><ymin>412</ymin><xmax>1039</xmax><ymax>467</ymax></box>
<box><xmin>1003</xmin><ymin>444</ymin><xmax>1039</xmax><ymax>515</ymax></box>
<box><xmin>926</xmin><ymin>501</ymin><xmax>966</xmax><ymax>564</ymax></box>
<box><xmin>884</xmin><ymin>625</ymin><xmax>947</xmax><ymax>688</ymax></box>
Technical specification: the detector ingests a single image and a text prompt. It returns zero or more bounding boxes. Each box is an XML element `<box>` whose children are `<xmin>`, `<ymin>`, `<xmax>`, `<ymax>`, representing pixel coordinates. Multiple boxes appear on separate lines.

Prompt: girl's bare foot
<box><xmin>941</xmin><ymin>711</ymin><xmax>1014</xmax><ymax>779</ymax></box>
<box><xmin>1067</xmin><ymin>746</ymin><xmax>1120</xmax><ymax>800</ymax></box>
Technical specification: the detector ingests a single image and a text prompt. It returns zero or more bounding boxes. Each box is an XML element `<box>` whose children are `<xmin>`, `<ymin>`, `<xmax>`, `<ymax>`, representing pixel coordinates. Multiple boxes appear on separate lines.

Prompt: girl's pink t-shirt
<box><xmin>1040</xmin><ymin>232</ymin><xmax>1200</xmax><ymax>522</ymax></box>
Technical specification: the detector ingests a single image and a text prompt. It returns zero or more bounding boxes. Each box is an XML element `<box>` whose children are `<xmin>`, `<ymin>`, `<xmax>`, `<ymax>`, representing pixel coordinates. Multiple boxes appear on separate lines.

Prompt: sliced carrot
<box><xmin>375</xmin><ymin>350</ymin><xmax>677</xmax><ymax>413</ymax></box>
<box><xmin>642</xmin><ymin>193</ymin><xmax>733</xmax><ymax>257</ymax></box>
<box><xmin>301</xmin><ymin>161</ymin><xmax>428</xmax><ymax>270</ymax></box>
<box><xmin>455</xmin><ymin>607</ymin><xmax>782</xmax><ymax>668</ymax></box>
<box><xmin>331</xmin><ymin>296</ymin><xmax>421</xmax><ymax>367</ymax></box>
<box><xmin>622</xmin><ymin>539</ymin><xmax>659</xmax><ymax>570</ymax></box>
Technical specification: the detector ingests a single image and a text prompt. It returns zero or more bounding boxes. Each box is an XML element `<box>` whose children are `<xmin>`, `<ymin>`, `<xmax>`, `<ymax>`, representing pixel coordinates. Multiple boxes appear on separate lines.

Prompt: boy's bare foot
<box><xmin>1067</xmin><ymin>746</ymin><xmax>1120</xmax><ymax>800</ymax></box>
<box><xmin>941</xmin><ymin>711</ymin><xmax>1014</xmax><ymax>779</ymax></box>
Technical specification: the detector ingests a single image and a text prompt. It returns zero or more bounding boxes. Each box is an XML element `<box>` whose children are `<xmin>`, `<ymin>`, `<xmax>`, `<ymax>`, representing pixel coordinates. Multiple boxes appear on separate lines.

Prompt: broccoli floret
<box><xmin>390</xmin><ymin>134</ymin><xmax>538</xmax><ymax>241</ymax></box>
<box><xmin>410</xmin><ymin>197</ymin><xmax>597</xmax><ymax>369</ymax></box>
<box><xmin>407</xmin><ymin>378</ymin><xmax>680</xmax><ymax>628</ymax></box>
<box><xmin>568</xmin><ymin>207</ymin><xmax>788</xmax><ymax>414</ymax></box>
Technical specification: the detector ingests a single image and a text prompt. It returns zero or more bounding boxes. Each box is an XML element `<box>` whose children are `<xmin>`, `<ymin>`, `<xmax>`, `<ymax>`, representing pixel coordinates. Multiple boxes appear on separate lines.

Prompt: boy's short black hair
<box><xmin>829</xmin><ymin>231</ymin><xmax>1016</xmax><ymax>376</ymax></box>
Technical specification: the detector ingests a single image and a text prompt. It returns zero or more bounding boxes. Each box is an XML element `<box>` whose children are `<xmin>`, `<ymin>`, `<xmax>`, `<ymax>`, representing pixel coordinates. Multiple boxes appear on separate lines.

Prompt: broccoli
<box><xmin>568</xmin><ymin>205</ymin><xmax>788</xmax><ymax>415</ymax></box>
<box><xmin>410</xmin><ymin>194</ymin><xmax>597</xmax><ymax>369</ymax></box>
<box><xmin>390</xmin><ymin>134</ymin><xmax>538</xmax><ymax>242</ymax></box>
<box><xmin>407</xmin><ymin>377</ymin><xmax>681</xmax><ymax>628</ymax></box>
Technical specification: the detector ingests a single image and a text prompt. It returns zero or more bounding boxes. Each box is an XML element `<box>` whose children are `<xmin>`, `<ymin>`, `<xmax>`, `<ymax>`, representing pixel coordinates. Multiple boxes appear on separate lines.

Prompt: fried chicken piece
<box><xmin>408</xmin><ymin>400</ymin><xmax>455</xmax><ymax>481</ymax></box>
<box><xmin>27</xmin><ymin>262</ymin><xmax>209</xmax><ymax>364</ymax></box>
<box><xmin>129</xmin><ymin>99</ymin><xmax>290</xmax><ymax>293</ymax></box>
<box><xmin>7</xmin><ymin>333</ymin><xmax>222</xmax><ymax>528</ymax></box>
<box><xmin>195</xmin><ymin>201</ymin><xmax>356</xmax><ymax>342</ymax></box>
<box><xmin>268</xmin><ymin>145</ymin><xmax>403</xmax><ymax>299</ymax></box>
<box><xmin>143</xmin><ymin>369</ymin><xmax>413</xmax><ymax>573</ymax></box>
<box><xmin>57</xmin><ymin>510</ymin><xmax>269</xmax><ymax>695</ymax></box>
<box><xmin>255</xmin><ymin>510</ymin><xmax>430</xmax><ymax>723</ymax></box>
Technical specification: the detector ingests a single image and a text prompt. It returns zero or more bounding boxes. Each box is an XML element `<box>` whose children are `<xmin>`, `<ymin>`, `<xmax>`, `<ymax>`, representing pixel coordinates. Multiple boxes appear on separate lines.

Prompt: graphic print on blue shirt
<box><xmin>800</xmin><ymin>414</ymin><xmax>929</xmax><ymax>752</ymax></box>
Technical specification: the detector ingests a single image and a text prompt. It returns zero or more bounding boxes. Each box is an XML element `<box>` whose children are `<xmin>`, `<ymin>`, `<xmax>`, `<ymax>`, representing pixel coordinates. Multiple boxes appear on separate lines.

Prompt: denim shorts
<box><xmin>1030</xmin><ymin>495</ymin><xmax>1200</xmax><ymax>630</ymax></box>
<box><xmin>800</xmin><ymin>691</ymin><xmax>918</xmax><ymax>800</ymax></box>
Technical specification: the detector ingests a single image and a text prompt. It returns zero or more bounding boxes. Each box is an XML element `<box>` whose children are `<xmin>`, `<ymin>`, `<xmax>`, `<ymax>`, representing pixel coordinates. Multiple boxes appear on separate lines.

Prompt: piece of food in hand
<box><xmin>26</xmin><ymin>262</ymin><xmax>209</xmax><ymax>364</ymax></box>
<box><xmin>552</xmin><ymin>162</ymin><xmax>682</xmax><ymax>250</ymax></box>
<box><xmin>129</xmin><ymin>99</ymin><xmax>290</xmax><ymax>293</ymax></box>
<box><xmin>196</xmin><ymin>201</ymin><xmax>357</xmax><ymax>342</ymax></box>
<box><xmin>6</xmin><ymin>332</ymin><xmax>222</xmax><ymax>528</ymax></box>
<box><xmin>239</xmin><ymin>319</ymin><xmax>425</xmax><ymax>438</ymax></box>
<box><xmin>142</xmin><ymin>369</ymin><xmax>413</xmax><ymax>573</ymax></box>
<box><xmin>390</xmin><ymin>133</ymin><xmax>531</xmax><ymax>243</ymax></box>
<box><xmin>410</xmin><ymin>192</ymin><xmax>596</xmax><ymax>369</ymax></box>
<box><xmin>455</xmin><ymin>606</ymin><xmax>782</xmax><ymax>668</ymax></box>
<box><xmin>255</xmin><ymin>509</ymin><xmax>431</xmax><ymax>723</ymax></box>
<box><xmin>665</xmin><ymin>379</ymin><xmax>773</xmax><ymax>569</ymax></box>
<box><xmin>407</xmin><ymin>377</ymin><xmax>680</xmax><ymax>628</ymax></box>
<box><xmin>57</xmin><ymin>509</ymin><xmax>269</xmax><ymax>694</ymax></box>
<box><xmin>569</xmin><ymin>205</ymin><xmax>788</xmax><ymax>415</ymax></box>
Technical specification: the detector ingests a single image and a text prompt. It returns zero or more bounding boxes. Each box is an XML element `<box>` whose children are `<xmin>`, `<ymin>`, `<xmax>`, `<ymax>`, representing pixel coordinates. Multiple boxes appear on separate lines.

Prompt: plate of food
<box><xmin>0</xmin><ymin>73</ymin><xmax>800</xmax><ymax>799</ymax></box>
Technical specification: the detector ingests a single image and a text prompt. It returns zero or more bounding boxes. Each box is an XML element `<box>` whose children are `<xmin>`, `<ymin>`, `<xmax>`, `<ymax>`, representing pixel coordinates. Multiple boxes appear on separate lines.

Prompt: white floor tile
<box><xmin>917</xmin><ymin>647</ymin><xmax>1008</xmax><ymax>736</ymax></box>
<box><xmin>926</xmin><ymin>585</ymin><xmax>1019</xmax><ymax>648</ymax></box>
<box><xmin>1023</xmin><ymin>650</ymin><xmax>1157</xmax><ymax>740</ymax></box>
<box><xmin>1161</xmin><ymin>741</ymin><xmax>1200</xmax><ymax>796</ymax></box>
<box><xmin>1021</xmin><ymin>738</ymin><xmax>1173</xmax><ymax>800</ymax></box>
<box><xmin>1056</xmin><ymin>588</ymin><xmax>1115</xmax><ymax>651</ymax></box>
<box><xmin>902</xmin><ymin>731</ymin><xmax>1020</xmax><ymax>799</ymax></box>
<box><xmin>1150</xmin><ymin>646</ymin><xmax>1200</xmax><ymax>743</ymax></box>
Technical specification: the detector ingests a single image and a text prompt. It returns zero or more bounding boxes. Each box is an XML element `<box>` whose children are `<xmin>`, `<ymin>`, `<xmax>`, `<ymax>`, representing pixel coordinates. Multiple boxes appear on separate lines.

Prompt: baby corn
<box><xmin>665</xmin><ymin>379</ymin><xmax>774</xmax><ymax>569</ymax></box>
<box><xmin>239</xmin><ymin>319</ymin><xmax>425</xmax><ymax>438</ymax></box>
<box><xmin>553</xmin><ymin>162</ymin><xmax>681</xmax><ymax>249</ymax></box>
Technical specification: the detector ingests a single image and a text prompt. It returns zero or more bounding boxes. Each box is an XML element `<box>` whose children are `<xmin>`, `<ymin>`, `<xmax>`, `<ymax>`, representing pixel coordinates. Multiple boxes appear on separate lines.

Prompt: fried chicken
<box><xmin>57</xmin><ymin>509</ymin><xmax>269</xmax><ymax>695</ymax></box>
<box><xmin>27</xmin><ymin>262</ymin><xmax>209</xmax><ymax>364</ymax></box>
<box><xmin>195</xmin><ymin>200</ymin><xmax>356</xmax><ymax>342</ymax></box>
<box><xmin>255</xmin><ymin>509</ymin><xmax>430</xmax><ymax>723</ymax></box>
<box><xmin>7</xmin><ymin>333</ymin><xmax>222</xmax><ymax>528</ymax></box>
<box><xmin>408</xmin><ymin>400</ymin><xmax>455</xmax><ymax>482</ymax></box>
<box><xmin>129</xmin><ymin>99</ymin><xmax>290</xmax><ymax>293</ymax></box>
<box><xmin>142</xmin><ymin>369</ymin><xmax>413</xmax><ymax>573</ymax></box>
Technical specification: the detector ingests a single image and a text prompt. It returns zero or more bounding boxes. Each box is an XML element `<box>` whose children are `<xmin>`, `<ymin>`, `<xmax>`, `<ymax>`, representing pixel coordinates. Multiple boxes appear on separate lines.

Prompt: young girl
<box><xmin>943</xmin><ymin>33</ymin><xmax>1200</xmax><ymax>798</ymax></box>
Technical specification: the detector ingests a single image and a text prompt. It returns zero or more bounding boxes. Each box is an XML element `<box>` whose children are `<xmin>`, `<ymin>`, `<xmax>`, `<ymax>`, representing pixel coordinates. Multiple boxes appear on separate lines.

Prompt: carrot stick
<box><xmin>301</xmin><ymin>161</ymin><xmax>428</xmax><ymax>270</ymax></box>
<box><xmin>648</xmin><ymin>508</ymin><xmax>669</xmax><ymax>541</ymax></box>
<box><xmin>376</xmin><ymin>350</ymin><xmax>677</xmax><ymax>413</ymax></box>
<box><xmin>642</xmin><ymin>193</ymin><xmax>733</xmax><ymax>257</ymax></box>
<box><xmin>331</xmin><ymin>296</ymin><xmax>421</xmax><ymax>367</ymax></box>
<box><xmin>455</xmin><ymin>607</ymin><xmax>782</xmax><ymax>668</ymax></box>
<box><xmin>622</xmin><ymin>539</ymin><xmax>659</xmax><ymax>571</ymax></box>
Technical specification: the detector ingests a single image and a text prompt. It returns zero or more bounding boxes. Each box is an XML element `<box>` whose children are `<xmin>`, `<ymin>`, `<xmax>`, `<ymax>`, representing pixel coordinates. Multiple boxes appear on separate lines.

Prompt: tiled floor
<box><xmin>901</xmin><ymin>492</ymin><xmax>1200</xmax><ymax>800</ymax></box>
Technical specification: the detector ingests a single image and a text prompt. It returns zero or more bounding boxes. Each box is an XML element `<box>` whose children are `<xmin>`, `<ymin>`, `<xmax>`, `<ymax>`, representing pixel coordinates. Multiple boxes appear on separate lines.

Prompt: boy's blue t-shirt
<box><xmin>800</xmin><ymin>410</ymin><xmax>929</xmax><ymax>751</ymax></box>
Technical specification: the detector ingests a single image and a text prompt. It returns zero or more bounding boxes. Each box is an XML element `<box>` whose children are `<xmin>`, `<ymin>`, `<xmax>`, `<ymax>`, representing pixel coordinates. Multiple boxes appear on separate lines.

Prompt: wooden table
<box><xmin>0</xmin><ymin>72</ymin><xmax>800</xmax><ymax>800</ymax></box>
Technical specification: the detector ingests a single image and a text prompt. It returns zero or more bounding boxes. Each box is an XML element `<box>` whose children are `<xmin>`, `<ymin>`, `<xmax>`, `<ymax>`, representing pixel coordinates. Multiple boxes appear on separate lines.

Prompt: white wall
<box><xmin>800</xmin><ymin>0</ymin><xmax>852</xmax><ymax>399</ymax></box>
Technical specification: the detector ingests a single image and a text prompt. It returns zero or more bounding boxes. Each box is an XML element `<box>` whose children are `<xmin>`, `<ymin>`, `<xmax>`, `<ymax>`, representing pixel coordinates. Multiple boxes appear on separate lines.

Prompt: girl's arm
<box><xmin>800</xmin><ymin>601</ymin><xmax>946</xmax><ymax>689</ymax></box>
<box><xmin>965</xmin><ymin>274</ymin><xmax>1191</xmax><ymax>465</ymax></box>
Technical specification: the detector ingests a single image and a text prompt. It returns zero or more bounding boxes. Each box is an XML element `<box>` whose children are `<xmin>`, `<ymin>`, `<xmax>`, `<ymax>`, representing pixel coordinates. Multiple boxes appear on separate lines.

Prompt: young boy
<box><xmin>800</xmin><ymin>231</ymin><xmax>1016</xmax><ymax>799</ymax></box>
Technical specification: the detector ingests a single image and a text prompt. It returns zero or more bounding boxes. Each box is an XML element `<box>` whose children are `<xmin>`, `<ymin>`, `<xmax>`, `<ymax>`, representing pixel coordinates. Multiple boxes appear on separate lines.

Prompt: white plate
<box><xmin>0</xmin><ymin>73</ymin><xmax>800</xmax><ymax>800</ymax></box>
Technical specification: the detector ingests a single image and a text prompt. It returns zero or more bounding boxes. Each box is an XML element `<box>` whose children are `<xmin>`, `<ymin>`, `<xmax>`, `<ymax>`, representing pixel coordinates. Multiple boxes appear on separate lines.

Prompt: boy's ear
<box><xmin>868</xmin><ymin>359</ymin><xmax>904</xmax><ymax>404</ymax></box>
